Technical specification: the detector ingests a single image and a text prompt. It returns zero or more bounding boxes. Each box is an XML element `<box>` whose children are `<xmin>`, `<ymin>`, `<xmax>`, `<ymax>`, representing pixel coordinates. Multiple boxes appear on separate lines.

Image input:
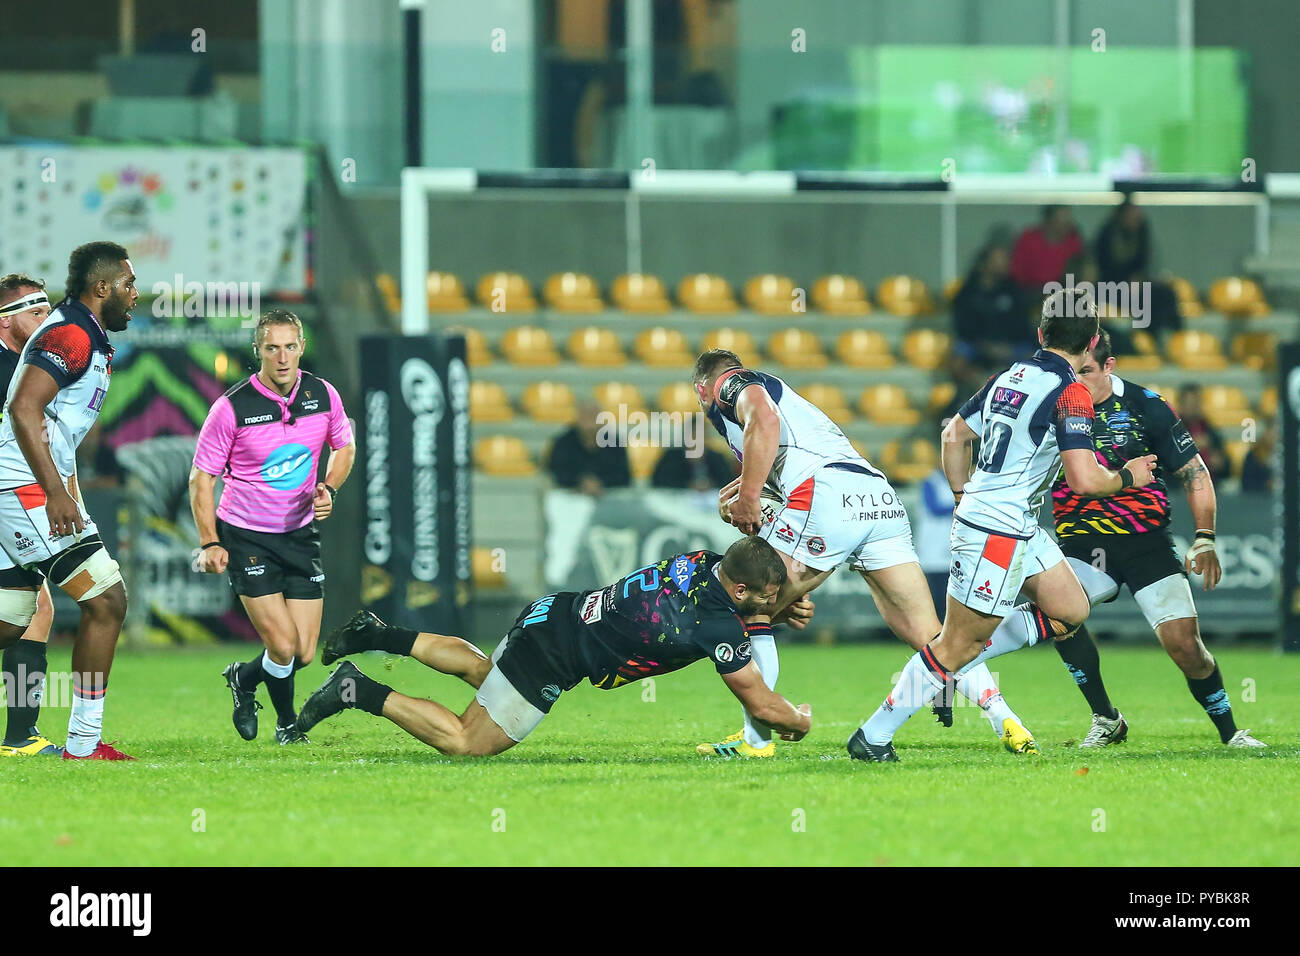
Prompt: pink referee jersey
<box><xmin>194</xmin><ymin>370</ymin><xmax>353</xmax><ymax>533</ymax></box>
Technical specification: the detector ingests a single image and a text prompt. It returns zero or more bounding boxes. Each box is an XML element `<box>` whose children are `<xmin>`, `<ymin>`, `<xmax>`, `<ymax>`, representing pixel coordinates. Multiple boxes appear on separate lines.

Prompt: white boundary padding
<box><xmin>400</xmin><ymin>167</ymin><xmax>476</xmax><ymax>335</ymax></box>
<box><xmin>1267</xmin><ymin>174</ymin><xmax>1300</xmax><ymax>199</ymax></box>
<box><xmin>635</xmin><ymin>170</ymin><xmax>797</xmax><ymax>197</ymax></box>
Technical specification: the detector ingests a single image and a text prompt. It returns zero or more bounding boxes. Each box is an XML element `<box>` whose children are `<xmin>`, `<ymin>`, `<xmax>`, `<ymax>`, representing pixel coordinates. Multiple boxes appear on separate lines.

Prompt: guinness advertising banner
<box><xmin>1280</xmin><ymin>343</ymin><xmax>1300</xmax><ymax>650</ymax></box>
<box><xmin>358</xmin><ymin>333</ymin><xmax>471</xmax><ymax>634</ymax></box>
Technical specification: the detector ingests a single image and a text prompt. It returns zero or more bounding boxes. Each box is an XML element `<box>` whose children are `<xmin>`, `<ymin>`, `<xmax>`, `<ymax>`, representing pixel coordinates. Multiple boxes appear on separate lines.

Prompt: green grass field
<box><xmin>2</xmin><ymin>641</ymin><xmax>1296</xmax><ymax>866</ymax></box>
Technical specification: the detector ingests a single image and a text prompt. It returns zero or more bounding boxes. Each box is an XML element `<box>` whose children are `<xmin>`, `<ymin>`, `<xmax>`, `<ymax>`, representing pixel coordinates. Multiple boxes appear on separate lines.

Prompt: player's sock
<box><xmin>260</xmin><ymin>652</ymin><xmax>297</xmax><ymax>727</ymax></box>
<box><xmin>349</xmin><ymin>668</ymin><xmax>394</xmax><ymax>716</ymax></box>
<box><xmin>235</xmin><ymin>653</ymin><xmax>266</xmax><ymax>691</ymax></box>
<box><xmin>293</xmin><ymin>658</ymin><xmax>310</xmax><ymax>671</ymax></box>
<box><xmin>377</xmin><ymin>624</ymin><xmax>418</xmax><ymax>657</ymax></box>
<box><xmin>65</xmin><ymin>682</ymin><xmax>107</xmax><ymax>757</ymax></box>
<box><xmin>2</xmin><ymin>639</ymin><xmax>47</xmax><ymax>744</ymax></box>
<box><xmin>957</xmin><ymin>605</ymin><xmax>1041</xmax><ymax>673</ymax></box>
<box><xmin>1053</xmin><ymin>624</ymin><xmax>1118</xmax><ymax>719</ymax></box>
<box><xmin>954</xmin><ymin>663</ymin><xmax>1020</xmax><ymax>736</ymax></box>
<box><xmin>861</xmin><ymin>643</ymin><xmax>949</xmax><ymax>745</ymax></box>
<box><xmin>1186</xmin><ymin>662</ymin><xmax>1236</xmax><ymax>743</ymax></box>
<box><xmin>741</xmin><ymin>624</ymin><xmax>777</xmax><ymax>748</ymax></box>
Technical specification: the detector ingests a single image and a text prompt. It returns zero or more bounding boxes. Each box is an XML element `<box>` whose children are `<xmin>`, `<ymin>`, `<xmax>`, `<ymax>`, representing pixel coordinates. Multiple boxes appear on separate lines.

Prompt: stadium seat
<box><xmin>849</xmin><ymin>439</ymin><xmax>871</xmax><ymax>463</ymax></box>
<box><xmin>902</xmin><ymin>329</ymin><xmax>951</xmax><ymax>370</ymax></box>
<box><xmin>593</xmin><ymin>381</ymin><xmax>647</xmax><ymax>414</ymax></box>
<box><xmin>611</xmin><ymin>273</ymin><xmax>671</xmax><ymax>313</ymax></box>
<box><xmin>658</xmin><ymin>382</ymin><xmax>701</xmax><ymax>416</ymax></box>
<box><xmin>469</xmin><ymin>381</ymin><xmax>513</xmax><ymax>423</ymax></box>
<box><xmin>376</xmin><ymin>273</ymin><xmax>401</xmax><ymax>313</ymax></box>
<box><xmin>743</xmin><ymin>274</ymin><xmax>799</xmax><ymax>315</ymax></box>
<box><xmin>1118</xmin><ymin>329</ymin><xmax>1162</xmax><ymax>372</ymax></box>
<box><xmin>942</xmin><ymin>277</ymin><xmax>963</xmax><ymax>303</ymax></box>
<box><xmin>876</xmin><ymin>275</ymin><xmax>935</xmax><ymax>317</ymax></box>
<box><xmin>521</xmin><ymin>381</ymin><xmax>578</xmax><ymax>423</ymax></box>
<box><xmin>626</xmin><ymin>442</ymin><xmax>664</xmax><ymax>482</ymax></box>
<box><xmin>1201</xmin><ymin>385</ymin><xmax>1252</xmax><ymax>429</ymax></box>
<box><xmin>427</xmin><ymin>271</ymin><xmax>469</xmax><ymax>313</ymax></box>
<box><xmin>474</xmin><ymin>435</ymin><xmax>536</xmax><ymax>476</ymax></box>
<box><xmin>1167</xmin><ymin>275</ymin><xmax>1204</xmax><ymax>318</ymax></box>
<box><xmin>472</xmin><ymin>546</ymin><xmax>507</xmax><ymax>590</ymax></box>
<box><xmin>811</xmin><ymin>274</ymin><xmax>871</xmax><ymax>316</ymax></box>
<box><xmin>477</xmin><ymin>271</ymin><xmax>537</xmax><ymax>313</ymax></box>
<box><xmin>544</xmin><ymin>271</ymin><xmax>604</xmax><ymax>313</ymax></box>
<box><xmin>1260</xmin><ymin>385</ymin><xmax>1278</xmax><ymax>419</ymax></box>
<box><xmin>500</xmin><ymin>326</ymin><xmax>560</xmax><ymax>366</ymax></box>
<box><xmin>857</xmin><ymin>384</ymin><xmax>920</xmax><ymax>426</ymax></box>
<box><xmin>1209</xmin><ymin>276</ymin><xmax>1270</xmax><ymax>317</ymax></box>
<box><xmin>448</xmin><ymin>326</ymin><xmax>493</xmax><ymax>367</ymax></box>
<box><xmin>1224</xmin><ymin>440</ymin><xmax>1251</xmax><ymax>478</ymax></box>
<box><xmin>677</xmin><ymin>274</ymin><xmax>737</xmax><ymax>314</ymax></box>
<box><xmin>701</xmin><ymin>328</ymin><xmax>760</xmax><ymax>367</ymax></box>
<box><xmin>834</xmin><ymin>329</ymin><xmax>894</xmax><ymax>369</ymax></box>
<box><xmin>634</xmin><ymin>327</ymin><xmax>693</xmax><ymax>367</ymax></box>
<box><xmin>1168</xmin><ymin>330</ymin><xmax>1228</xmax><ymax>370</ymax></box>
<box><xmin>766</xmin><ymin>328</ymin><xmax>827</xmax><ymax>368</ymax></box>
<box><xmin>567</xmin><ymin>326</ymin><xmax>626</xmax><ymax>367</ymax></box>
<box><xmin>1231</xmin><ymin>331</ymin><xmax>1278</xmax><ymax>371</ymax></box>
<box><xmin>927</xmin><ymin>381</ymin><xmax>957</xmax><ymax>417</ymax></box>
<box><xmin>799</xmin><ymin>384</ymin><xmax>854</xmax><ymax>425</ymax></box>
<box><xmin>879</xmin><ymin>438</ymin><xmax>939</xmax><ymax>484</ymax></box>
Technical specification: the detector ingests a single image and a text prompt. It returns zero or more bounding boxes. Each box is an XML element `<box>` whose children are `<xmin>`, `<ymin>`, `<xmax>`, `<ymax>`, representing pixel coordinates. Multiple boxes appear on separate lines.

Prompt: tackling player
<box><xmin>850</xmin><ymin>291</ymin><xmax>1157</xmax><ymax>761</ymax></box>
<box><xmin>692</xmin><ymin>349</ymin><xmax>1030</xmax><ymax>757</ymax></box>
<box><xmin>0</xmin><ymin>275</ymin><xmax>58</xmax><ymax>756</ymax></box>
<box><xmin>191</xmin><ymin>310</ymin><xmax>355</xmax><ymax>745</ymax></box>
<box><xmin>0</xmin><ymin>242</ymin><xmax>137</xmax><ymax>760</ymax></box>
<box><xmin>294</xmin><ymin>537</ymin><xmax>812</xmax><ymax>755</ymax></box>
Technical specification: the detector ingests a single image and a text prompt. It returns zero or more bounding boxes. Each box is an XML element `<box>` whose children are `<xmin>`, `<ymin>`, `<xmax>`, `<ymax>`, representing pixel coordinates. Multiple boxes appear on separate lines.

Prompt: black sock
<box><xmin>1053</xmin><ymin>624</ymin><xmax>1119</xmax><ymax>719</ymax></box>
<box><xmin>236</xmin><ymin>653</ymin><xmax>265</xmax><ymax>691</ymax></box>
<box><xmin>262</xmin><ymin>660</ymin><xmax>297</xmax><ymax>727</ymax></box>
<box><xmin>1187</xmin><ymin>662</ymin><xmax>1236</xmax><ymax>743</ymax></box>
<box><xmin>3</xmin><ymin>639</ymin><xmax>47</xmax><ymax>744</ymax></box>
<box><xmin>376</xmin><ymin>623</ymin><xmax>418</xmax><ymax>657</ymax></box>
<box><xmin>293</xmin><ymin>658</ymin><xmax>310</xmax><ymax>672</ymax></box>
<box><xmin>350</xmin><ymin>669</ymin><xmax>394</xmax><ymax>716</ymax></box>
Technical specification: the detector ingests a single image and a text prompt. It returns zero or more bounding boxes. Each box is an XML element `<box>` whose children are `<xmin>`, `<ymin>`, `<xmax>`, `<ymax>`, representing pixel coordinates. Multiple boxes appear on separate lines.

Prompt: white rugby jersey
<box><xmin>954</xmin><ymin>349</ymin><xmax>1095</xmax><ymax>538</ymax></box>
<box><xmin>0</xmin><ymin>300</ymin><xmax>114</xmax><ymax>486</ymax></box>
<box><xmin>706</xmin><ymin>368</ymin><xmax>883</xmax><ymax>503</ymax></box>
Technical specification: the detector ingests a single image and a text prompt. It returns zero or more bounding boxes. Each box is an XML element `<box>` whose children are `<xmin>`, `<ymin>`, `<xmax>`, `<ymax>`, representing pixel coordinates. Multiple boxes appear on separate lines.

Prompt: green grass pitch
<box><xmin>2</xmin><ymin>641</ymin><xmax>1296</xmax><ymax>866</ymax></box>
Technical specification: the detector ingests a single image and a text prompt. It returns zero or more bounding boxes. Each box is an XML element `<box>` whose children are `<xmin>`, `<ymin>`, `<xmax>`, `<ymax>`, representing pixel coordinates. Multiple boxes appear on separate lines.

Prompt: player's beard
<box><xmin>102</xmin><ymin>289</ymin><xmax>133</xmax><ymax>332</ymax></box>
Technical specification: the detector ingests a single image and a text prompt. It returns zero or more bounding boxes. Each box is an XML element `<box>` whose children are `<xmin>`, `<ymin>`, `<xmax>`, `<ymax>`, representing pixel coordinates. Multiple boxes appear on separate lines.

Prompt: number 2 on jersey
<box><xmin>978</xmin><ymin>421</ymin><xmax>1013</xmax><ymax>473</ymax></box>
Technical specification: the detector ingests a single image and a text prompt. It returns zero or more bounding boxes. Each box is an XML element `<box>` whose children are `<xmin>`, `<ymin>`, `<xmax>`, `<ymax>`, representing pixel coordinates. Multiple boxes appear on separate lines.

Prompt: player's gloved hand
<box><xmin>313</xmin><ymin>482</ymin><xmax>334</xmax><ymax>521</ymax></box>
<box><xmin>1123</xmin><ymin>454</ymin><xmax>1159</xmax><ymax>488</ymax></box>
<box><xmin>780</xmin><ymin>703</ymin><xmax>812</xmax><ymax>742</ymax></box>
<box><xmin>728</xmin><ymin>491</ymin><xmax>764</xmax><ymax>535</ymax></box>
<box><xmin>1185</xmin><ymin>531</ymin><xmax>1221</xmax><ymax>591</ymax></box>
<box><xmin>781</xmin><ymin>595</ymin><xmax>816</xmax><ymax>630</ymax></box>
<box><xmin>45</xmin><ymin>487</ymin><xmax>85</xmax><ymax>538</ymax></box>
<box><xmin>195</xmin><ymin>545</ymin><xmax>229</xmax><ymax>574</ymax></box>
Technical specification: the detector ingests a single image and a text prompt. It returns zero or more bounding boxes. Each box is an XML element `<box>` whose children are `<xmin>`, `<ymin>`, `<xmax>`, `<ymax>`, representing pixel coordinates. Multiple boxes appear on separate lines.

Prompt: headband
<box><xmin>0</xmin><ymin>290</ymin><xmax>49</xmax><ymax>317</ymax></box>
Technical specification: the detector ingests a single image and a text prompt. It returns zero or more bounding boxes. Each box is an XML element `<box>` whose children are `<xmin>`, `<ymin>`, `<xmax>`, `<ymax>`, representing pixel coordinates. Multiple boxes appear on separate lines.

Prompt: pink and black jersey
<box><xmin>193</xmin><ymin>371</ymin><xmax>353</xmax><ymax>534</ymax></box>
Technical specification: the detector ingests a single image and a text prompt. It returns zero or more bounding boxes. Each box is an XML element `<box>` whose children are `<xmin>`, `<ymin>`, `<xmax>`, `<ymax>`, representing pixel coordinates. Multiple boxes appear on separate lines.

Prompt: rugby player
<box><xmin>692</xmin><ymin>349</ymin><xmax>1032</xmax><ymax>758</ymax></box>
<box><xmin>0</xmin><ymin>274</ymin><xmax>58</xmax><ymax>756</ymax></box>
<box><xmin>0</xmin><ymin>242</ymin><xmax>137</xmax><ymax>760</ymax></box>
<box><xmin>850</xmin><ymin>291</ymin><xmax>1157</xmax><ymax>761</ymax></box>
<box><xmin>191</xmin><ymin>310</ymin><xmax>355</xmax><ymax>744</ymax></box>
<box><xmin>294</xmin><ymin>537</ymin><xmax>812</xmax><ymax>756</ymax></box>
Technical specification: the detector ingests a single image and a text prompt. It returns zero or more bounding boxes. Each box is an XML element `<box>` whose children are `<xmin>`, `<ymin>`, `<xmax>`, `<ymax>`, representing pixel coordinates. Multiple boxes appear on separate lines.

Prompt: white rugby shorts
<box><xmin>0</xmin><ymin>480</ymin><xmax>100</xmax><ymax>567</ymax></box>
<box><xmin>947</xmin><ymin>519</ymin><xmax>1063</xmax><ymax>616</ymax></box>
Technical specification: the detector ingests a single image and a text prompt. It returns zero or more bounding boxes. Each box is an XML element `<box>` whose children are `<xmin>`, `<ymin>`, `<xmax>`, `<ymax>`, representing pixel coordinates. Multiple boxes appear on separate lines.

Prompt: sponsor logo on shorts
<box><xmin>260</xmin><ymin>443</ymin><xmax>313</xmax><ymax>490</ymax></box>
<box><xmin>246</xmin><ymin>555</ymin><xmax>266</xmax><ymax>577</ymax></box>
<box><xmin>714</xmin><ymin>642</ymin><xmax>735</xmax><ymax>663</ymax></box>
<box><xmin>12</xmin><ymin>531</ymin><xmax>35</xmax><ymax>553</ymax></box>
<box><xmin>974</xmin><ymin>580</ymin><xmax>994</xmax><ymax>601</ymax></box>
<box><xmin>950</xmin><ymin>559</ymin><xmax>964</xmax><ymax>584</ymax></box>
<box><xmin>774</xmin><ymin>523</ymin><xmax>796</xmax><ymax>543</ymax></box>
<box><xmin>579</xmin><ymin>591</ymin><xmax>603</xmax><ymax>624</ymax></box>
<box><xmin>806</xmin><ymin>536</ymin><xmax>826</xmax><ymax>557</ymax></box>
<box><xmin>310</xmin><ymin>573</ymin><xmax>325</xmax><ymax>583</ymax></box>
<box><xmin>760</xmin><ymin>504</ymin><xmax>776</xmax><ymax>524</ymax></box>
<box><xmin>540</xmin><ymin>684</ymin><xmax>561</xmax><ymax>703</ymax></box>
<box><xmin>737</xmin><ymin>641</ymin><xmax>752</xmax><ymax>660</ymax></box>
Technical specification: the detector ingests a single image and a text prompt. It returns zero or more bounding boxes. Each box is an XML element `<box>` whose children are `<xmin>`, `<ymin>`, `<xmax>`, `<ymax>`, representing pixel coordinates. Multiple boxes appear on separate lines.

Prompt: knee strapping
<box><xmin>0</xmin><ymin>588</ymin><xmax>38</xmax><ymax>627</ymax></box>
<box><xmin>55</xmin><ymin>548</ymin><xmax>123</xmax><ymax>602</ymax></box>
<box><xmin>1029</xmin><ymin>605</ymin><xmax>1081</xmax><ymax>643</ymax></box>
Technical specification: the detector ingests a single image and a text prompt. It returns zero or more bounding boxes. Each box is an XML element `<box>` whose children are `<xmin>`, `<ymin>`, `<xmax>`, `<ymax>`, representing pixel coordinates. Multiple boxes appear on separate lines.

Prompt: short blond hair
<box><xmin>254</xmin><ymin>309</ymin><xmax>304</xmax><ymax>348</ymax></box>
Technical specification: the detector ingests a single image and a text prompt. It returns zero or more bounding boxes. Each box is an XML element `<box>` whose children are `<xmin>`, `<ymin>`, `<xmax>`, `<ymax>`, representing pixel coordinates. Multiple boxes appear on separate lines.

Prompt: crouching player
<box><xmin>295</xmin><ymin>537</ymin><xmax>812</xmax><ymax>756</ymax></box>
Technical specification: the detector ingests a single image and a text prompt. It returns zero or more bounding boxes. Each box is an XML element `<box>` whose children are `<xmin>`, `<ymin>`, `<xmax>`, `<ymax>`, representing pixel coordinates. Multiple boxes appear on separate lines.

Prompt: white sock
<box><xmin>957</xmin><ymin>605</ymin><xmax>1042</xmax><ymax>675</ymax></box>
<box><xmin>261</xmin><ymin>650</ymin><xmax>294</xmax><ymax>679</ymax></box>
<box><xmin>66</xmin><ymin>687</ymin><xmax>106</xmax><ymax>757</ymax></box>
<box><xmin>861</xmin><ymin>648</ymin><xmax>948</xmax><ymax>745</ymax></box>
<box><xmin>742</xmin><ymin>629</ymin><xmax>778</xmax><ymax>748</ymax></box>
<box><xmin>954</xmin><ymin>663</ymin><xmax>1020</xmax><ymax>735</ymax></box>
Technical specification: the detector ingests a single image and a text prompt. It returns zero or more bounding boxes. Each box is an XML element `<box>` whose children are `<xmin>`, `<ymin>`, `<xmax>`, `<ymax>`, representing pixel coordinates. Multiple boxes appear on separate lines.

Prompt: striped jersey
<box><xmin>955</xmin><ymin>349</ymin><xmax>1095</xmax><ymax>537</ymax></box>
<box><xmin>193</xmin><ymin>370</ymin><xmax>353</xmax><ymax>534</ymax></box>
<box><xmin>0</xmin><ymin>299</ymin><xmax>113</xmax><ymax>487</ymax></box>
<box><xmin>705</xmin><ymin>368</ymin><xmax>882</xmax><ymax>504</ymax></box>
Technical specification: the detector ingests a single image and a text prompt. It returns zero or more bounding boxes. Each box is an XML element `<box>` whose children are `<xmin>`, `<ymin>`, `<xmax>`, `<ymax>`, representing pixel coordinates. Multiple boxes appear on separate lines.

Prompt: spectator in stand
<box><xmin>1094</xmin><ymin>195</ymin><xmax>1182</xmax><ymax>334</ymax></box>
<box><xmin>545</xmin><ymin>402</ymin><xmax>631</xmax><ymax>496</ymax></box>
<box><xmin>1240</xmin><ymin>418</ymin><xmax>1276</xmax><ymax>493</ymax></box>
<box><xmin>1175</xmin><ymin>384</ymin><xmax>1231</xmax><ymax>483</ymax></box>
<box><xmin>1009</xmin><ymin>204</ymin><xmax>1083</xmax><ymax>293</ymax></box>
<box><xmin>951</xmin><ymin>241</ymin><xmax>1035</xmax><ymax>374</ymax></box>
<box><xmin>651</xmin><ymin>438</ymin><xmax>737</xmax><ymax>491</ymax></box>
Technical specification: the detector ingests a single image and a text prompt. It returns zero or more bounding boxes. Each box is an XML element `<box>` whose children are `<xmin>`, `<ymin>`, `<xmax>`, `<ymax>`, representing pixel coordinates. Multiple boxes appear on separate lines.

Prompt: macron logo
<box><xmin>50</xmin><ymin>886</ymin><xmax>151</xmax><ymax>936</ymax></box>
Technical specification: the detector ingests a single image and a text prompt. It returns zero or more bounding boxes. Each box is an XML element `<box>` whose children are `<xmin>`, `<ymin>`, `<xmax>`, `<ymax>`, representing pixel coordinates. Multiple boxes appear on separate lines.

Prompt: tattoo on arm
<box><xmin>1176</xmin><ymin>459</ymin><xmax>1209</xmax><ymax>492</ymax></box>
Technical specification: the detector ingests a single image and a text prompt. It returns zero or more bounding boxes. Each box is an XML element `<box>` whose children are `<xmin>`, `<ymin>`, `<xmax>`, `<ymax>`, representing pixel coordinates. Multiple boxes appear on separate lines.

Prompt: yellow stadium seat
<box><xmin>1232</xmin><ymin>331</ymin><xmax>1278</xmax><ymax>371</ymax></box>
<box><xmin>743</xmin><ymin>274</ymin><xmax>799</xmax><ymax>316</ymax></box>
<box><xmin>799</xmin><ymin>384</ymin><xmax>854</xmax><ymax>425</ymax></box>
<box><xmin>1260</xmin><ymin>385</ymin><xmax>1278</xmax><ymax>419</ymax></box>
<box><xmin>766</xmin><ymin>328</ymin><xmax>827</xmax><ymax>369</ymax></box>
<box><xmin>1224</xmin><ymin>440</ymin><xmax>1251</xmax><ymax>477</ymax></box>
<box><xmin>902</xmin><ymin>329</ymin><xmax>951</xmax><ymax>370</ymax></box>
<box><xmin>634</xmin><ymin>327</ymin><xmax>693</xmax><ymax>367</ymax></box>
<box><xmin>1168</xmin><ymin>330</ymin><xmax>1227</xmax><ymax>370</ymax></box>
<box><xmin>427</xmin><ymin>271</ymin><xmax>469</xmax><ymax>313</ymax></box>
<box><xmin>593</xmin><ymin>381</ymin><xmax>647</xmax><ymax>414</ymax></box>
<box><xmin>626</xmin><ymin>442</ymin><xmax>664</xmax><ymax>482</ymax></box>
<box><xmin>544</xmin><ymin>271</ymin><xmax>604</xmax><ymax>313</ymax></box>
<box><xmin>1201</xmin><ymin>385</ymin><xmax>1252</xmax><ymax>429</ymax></box>
<box><xmin>474</xmin><ymin>435</ymin><xmax>536</xmax><ymax>476</ymax></box>
<box><xmin>521</xmin><ymin>381</ymin><xmax>578</xmax><ymax>424</ymax></box>
<box><xmin>1209</xmin><ymin>276</ymin><xmax>1270</xmax><ymax>317</ymax></box>
<box><xmin>812</xmin><ymin>274</ymin><xmax>871</xmax><ymax>316</ymax></box>
<box><xmin>879</xmin><ymin>438</ymin><xmax>939</xmax><ymax>484</ymax></box>
<box><xmin>376</xmin><ymin>273</ymin><xmax>401</xmax><ymax>313</ymax></box>
<box><xmin>476</xmin><ymin>272</ymin><xmax>537</xmax><ymax>313</ymax></box>
<box><xmin>1167</xmin><ymin>276</ymin><xmax>1204</xmax><ymax>318</ymax></box>
<box><xmin>834</xmin><ymin>329</ymin><xmax>894</xmax><ymax>369</ymax></box>
<box><xmin>449</xmin><ymin>326</ymin><xmax>493</xmax><ymax>367</ymax></box>
<box><xmin>942</xmin><ymin>277</ymin><xmax>963</xmax><ymax>303</ymax></box>
<box><xmin>611</xmin><ymin>273</ymin><xmax>671</xmax><ymax>313</ymax></box>
<box><xmin>658</xmin><ymin>382</ymin><xmax>701</xmax><ymax>416</ymax></box>
<box><xmin>857</xmin><ymin>384</ymin><xmax>920</xmax><ymax>426</ymax></box>
<box><xmin>928</xmin><ymin>381</ymin><xmax>958</xmax><ymax>417</ymax></box>
<box><xmin>567</xmin><ymin>326</ymin><xmax>626</xmax><ymax>367</ymax></box>
<box><xmin>850</xmin><ymin>439</ymin><xmax>871</xmax><ymax>462</ymax></box>
<box><xmin>876</xmin><ymin>275</ymin><xmax>935</xmax><ymax>317</ymax></box>
<box><xmin>472</xmin><ymin>546</ymin><xmax>507</xmax><ymax>590</ymax></box>
<box><xmin>1116</xmin><ymin>328</ymin><xmax>1161</xmax><ymax>372</ymax></box>
<box><xmin>500</xmin><ymin>326</ymin><xmax>559</xmax><ymax>366</ymax></box>
<box><xmin>701</xmin><ymin>328</ymin><xmax>760</xmax><ymax>367</ymax></box>
<box><xmin>469</xmin><ymin>381</ymin><xmax>513</xmax><ymax>423</ymax></box>
<box><xmin>677</xmin><ymin>273</ymin><xmax>737</xmax><ymax>314</ymax></box>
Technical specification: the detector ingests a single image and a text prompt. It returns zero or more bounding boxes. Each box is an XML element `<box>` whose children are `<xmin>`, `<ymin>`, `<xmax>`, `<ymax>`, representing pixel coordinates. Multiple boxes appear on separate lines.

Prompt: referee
<box><xmin>190</xmin><ymin>310</ymin><xmax>355</xmax><ymax>744</ymax></box>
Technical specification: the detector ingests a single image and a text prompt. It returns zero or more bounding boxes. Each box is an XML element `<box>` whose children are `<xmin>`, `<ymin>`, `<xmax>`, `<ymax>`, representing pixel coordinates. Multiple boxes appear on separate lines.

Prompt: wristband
<box><xmin>1119</xmin><ymin>466</ymin><xmax>1134</xmax><ymax>489</ymax></box>
<box><xmin>200</xmin><ymin>542</ymin><xmax>222</xmax><ymax>550</ymax></box>
<box><xmin>1194</xmin><ymin>529</ymin><xmax>1216</xmax><ymax>541</ymax></box>
<box><xmin>324</xmin><ymin>484</ymin><xmax>338</xmax><ymax>500</ymax></box>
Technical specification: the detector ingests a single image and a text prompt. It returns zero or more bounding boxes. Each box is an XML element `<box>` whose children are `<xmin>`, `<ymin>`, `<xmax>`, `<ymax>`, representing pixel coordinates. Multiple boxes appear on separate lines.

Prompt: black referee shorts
<box><xmin>217</xmin><ymin>519</ymin><xmax>324</xmax><ymax>600</ymax></box>
<box><xmin>1060</xmin><ymin>531</ymin><xmax>1184</xmax><ymax>597</ymax></box>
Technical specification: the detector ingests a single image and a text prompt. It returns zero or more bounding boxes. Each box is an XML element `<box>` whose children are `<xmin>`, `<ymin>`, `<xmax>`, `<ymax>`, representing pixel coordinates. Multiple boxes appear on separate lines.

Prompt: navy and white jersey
<box><xmin>706</xmin><ymin>368</ymin><xmax>882</xmax><ymax>503</ymax></box>
<box><xmin>0</xmin><ymin>299</ymin><xmax>113</xmax><ymax>487</ymax></box>
<box><xmin>955</xmin><ymin>349</ymin><xmax>1095</xmax><ymax>537</ymax></box>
